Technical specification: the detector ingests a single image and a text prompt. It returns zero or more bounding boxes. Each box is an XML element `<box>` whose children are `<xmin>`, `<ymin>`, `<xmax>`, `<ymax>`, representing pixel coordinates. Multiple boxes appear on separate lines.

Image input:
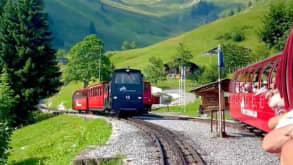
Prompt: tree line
<box><xmin>0</xmin><ymin>0</ymin><xmax>63</xmax><ymax>163</ymax></box>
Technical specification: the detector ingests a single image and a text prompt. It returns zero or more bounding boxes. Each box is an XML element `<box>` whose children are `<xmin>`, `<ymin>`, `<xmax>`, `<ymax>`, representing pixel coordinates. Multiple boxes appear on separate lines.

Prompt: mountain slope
<box><xmin>44</xmin><ymin>0</ymin><xmax>246</xmax><ymax>50</ymax></box>
<box><xmin>110</xmin><ymin>1</ymin><xmax>268</xmax><ymax>69</ymax></box>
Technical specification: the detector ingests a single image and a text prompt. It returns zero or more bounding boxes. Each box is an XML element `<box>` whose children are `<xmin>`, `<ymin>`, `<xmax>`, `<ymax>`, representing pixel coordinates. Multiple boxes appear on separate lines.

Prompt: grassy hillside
<box><xmin>8</xmin><ymin>115</ymin><xmax>112</xmax><ymax>165</ymax></box>
<box><xmin>45</xmin><ymin>1</ymin><xmax>267</xmax><ymax>109</ymax></box>
<box><xmin>110</xmin><ymin>1</ymin><xmax>268</xmax><ymax>69</ymax></box>
<box><xmin>46</xmin><ymin>82</ymin><xmax>83</xmax><ymax>109</ymax></box>
<box><xmin>44</xmin><ymin>0</ymin><xmax>246</xmax><ymax>50</ymax></box>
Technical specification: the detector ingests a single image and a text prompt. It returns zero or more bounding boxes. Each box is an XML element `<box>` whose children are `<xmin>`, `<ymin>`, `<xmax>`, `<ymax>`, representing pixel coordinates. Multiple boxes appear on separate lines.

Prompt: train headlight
<box><xmin>113</xmin><ymin>96</ymin><xmax>118</xmax><ymax>99</ymax></box>
<box><xmin>138</xmin><ymin>97</ymin><xmax>142</xmax><ymax>99</ymax></box>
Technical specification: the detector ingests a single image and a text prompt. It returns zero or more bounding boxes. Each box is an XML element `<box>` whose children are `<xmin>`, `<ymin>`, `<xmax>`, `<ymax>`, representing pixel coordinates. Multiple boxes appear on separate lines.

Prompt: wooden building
<box><xmin>190</xmin><ymin>79</ymin><xmax>230</xmax><ymax>113</ymax></box>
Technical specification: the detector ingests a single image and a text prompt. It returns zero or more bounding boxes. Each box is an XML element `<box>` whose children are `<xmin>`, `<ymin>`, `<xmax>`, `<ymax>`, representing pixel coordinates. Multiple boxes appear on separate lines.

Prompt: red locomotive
<box><xmin>229</xmin><ymin>28</ymin><xmax>293</xmax><ymax>132</ymax></box>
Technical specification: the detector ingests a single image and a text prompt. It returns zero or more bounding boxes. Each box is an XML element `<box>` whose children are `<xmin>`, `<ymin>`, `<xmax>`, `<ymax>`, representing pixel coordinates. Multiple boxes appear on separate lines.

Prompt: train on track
<box><xmin>229</xmin><ymin>28</ymin><xmax>293</xmax><ymax>132</ymax></box>
<box><xmin>72</xmin><ymin>68</ymin><xmax>152</xmax><ymax>115</ymax></box>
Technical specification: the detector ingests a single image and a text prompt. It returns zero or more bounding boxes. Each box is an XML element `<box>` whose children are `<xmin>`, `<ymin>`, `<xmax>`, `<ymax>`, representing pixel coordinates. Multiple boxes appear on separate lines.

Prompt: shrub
<box><xmin>259</xmin><ymin>0</ymin><xmax>293</xmax><ymax>51</ymax></box>
<box><xmin>231</xmin><ymin>30</ymin><xmax>245</xmax><ymax>42</ymax></box>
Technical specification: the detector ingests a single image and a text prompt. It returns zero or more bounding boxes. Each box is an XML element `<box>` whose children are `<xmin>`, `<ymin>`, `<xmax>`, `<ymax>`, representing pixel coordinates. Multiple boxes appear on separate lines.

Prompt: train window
<box><xmin>251</xmin><ymin>67</ymin><xmax>262</xmax><ymax>92</ymax></box>
<box><xmin>270</xmin><ymin>60</ymin><xmax>280</xmax><ymax>87</ymax></box>
<box><xmin>114</xmin><ymin>72</ymin><xmax>142</xmax><ymax>84</ymax></box>
<box><xmin>235</xmin><ymin>72</ymin><xmax>246</xmax><ymax>93</ymax></box>
<box><xmin>260</xmin><ymin>62</ymin><xmax>274</xmax><ymax>88</ymax></box>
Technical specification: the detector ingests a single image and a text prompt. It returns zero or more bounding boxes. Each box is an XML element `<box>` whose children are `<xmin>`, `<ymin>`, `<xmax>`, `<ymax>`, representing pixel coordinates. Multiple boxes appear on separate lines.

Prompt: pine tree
<box><xmin>0</xmin><ymin>0</ymin><xmax>62</xmax><ymax>125</ymax></box>
<box><xmin>0</xmin><ymin>68</ymin><xmax>15</xmax><ymax>121</ymax></box>
<box><xmin>0</xmin><ymin>68</ymin><xmax>14</xmax><ymax>164</ymax></box>
<box><xmin>0</xmin><ymin>0</ymin><xmax>6</xmax><ymax>13</ymax></box>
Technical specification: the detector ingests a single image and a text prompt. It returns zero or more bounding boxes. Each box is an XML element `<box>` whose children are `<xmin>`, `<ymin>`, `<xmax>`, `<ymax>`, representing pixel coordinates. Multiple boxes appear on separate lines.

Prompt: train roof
<box><xmin>235</xmin><ymin>53</ymin><xmax>282</xmax><ymax>74</ymax></box>
<box><xmin>113</xmin><ymin>68</ymin><xmax>142</xmax><ymax>73</ymax></box>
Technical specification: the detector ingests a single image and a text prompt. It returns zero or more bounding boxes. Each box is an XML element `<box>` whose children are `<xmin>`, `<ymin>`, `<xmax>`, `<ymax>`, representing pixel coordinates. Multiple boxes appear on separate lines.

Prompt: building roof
<box><xmin>190</xmin><ymin>79</ymin><xmax>230</xmax><ymax>95</ymax></box>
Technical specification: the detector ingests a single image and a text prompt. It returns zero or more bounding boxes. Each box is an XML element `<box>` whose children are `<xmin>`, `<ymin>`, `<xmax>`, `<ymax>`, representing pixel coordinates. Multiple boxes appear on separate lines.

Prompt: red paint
<box><xmin>72</xmin><ymin>82</ymin><xmax>109</xmax><ymax>111</ymax></box>
<box><xmin>229</xmin><ymin>28</ymin><xmax>293</xmax><ymax>132</ymax></box>
<box><xmin>143</xmin><ymin>82</ymin><xmax>153</xmax><ymax>110</ymax></box>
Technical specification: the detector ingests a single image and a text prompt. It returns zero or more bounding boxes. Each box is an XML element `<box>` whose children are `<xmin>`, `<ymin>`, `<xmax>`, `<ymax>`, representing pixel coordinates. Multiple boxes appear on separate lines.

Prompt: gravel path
<box><xmin>143</xmin><ymin>118</ymin><xmax>279</xmax><ymax>165</ymax></box>
<box><xmin>85</xmin><ymin>117</ymin><xmax>159</xmax><ymax>165</ymax></box>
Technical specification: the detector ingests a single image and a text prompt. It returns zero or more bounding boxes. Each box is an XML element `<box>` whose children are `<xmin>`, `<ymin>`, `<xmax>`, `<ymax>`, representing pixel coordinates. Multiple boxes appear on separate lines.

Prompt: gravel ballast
<box><xmin>144</xmin><ymin>118</ymin><xmax>279</xmax><ymax>165</ymax></box>
<box><xmin>83</xmin><ymin>117</ymin><xmax>159</xmax><ymax>165</ymax></box>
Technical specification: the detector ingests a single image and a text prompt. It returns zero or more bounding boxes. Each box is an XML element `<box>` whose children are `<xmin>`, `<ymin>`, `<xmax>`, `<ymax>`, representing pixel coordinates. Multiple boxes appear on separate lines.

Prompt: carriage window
<box><xmin>270</xmin><ymin>60</ymin><xmax>280</xmax><ymax>87</ymax></box>
<box><xmin>235</xmin><ymin>73</ymin><xmax>247</xmax><ymax>93</ymax></box>
<box><xmin>260</xmin><ymin>62</ymin><xmax>274</xmax><ymax>88</ymax></box>
<box><xmin>251</xmin><ymin>67</ymin><xmax>262</xmax><ymax>92</ymax></box>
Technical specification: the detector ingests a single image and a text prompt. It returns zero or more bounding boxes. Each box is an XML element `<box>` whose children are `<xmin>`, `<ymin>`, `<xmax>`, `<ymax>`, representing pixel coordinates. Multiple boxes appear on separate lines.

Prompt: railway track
<box><xmin>41</xmin><ymin>108</ymin><xmax>206</xmax><ymax>165</ymax></box>
<box><xmin>125</xmin><ymin>118</ymin><xmax>206</xmax><ymax>165</ymax></box>
<box><xmin>139</xmin><ymin>113</ymin><xmax>267</xmax><ymax>137</ymax></box>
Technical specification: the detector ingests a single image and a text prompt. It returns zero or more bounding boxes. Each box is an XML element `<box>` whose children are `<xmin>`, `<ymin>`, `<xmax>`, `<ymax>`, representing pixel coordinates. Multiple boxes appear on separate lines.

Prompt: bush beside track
<box><xmin>8</xmin><ymin>115</ymin><xmax>112</xmax><ymax>165</ymax></box>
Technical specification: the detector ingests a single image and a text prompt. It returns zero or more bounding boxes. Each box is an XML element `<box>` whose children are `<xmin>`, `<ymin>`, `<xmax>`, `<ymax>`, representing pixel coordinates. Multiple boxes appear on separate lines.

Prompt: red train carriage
<box><xmin>72</xmin><ymin>82</ymin><xmax>109</xmax><ymax>112</ymax></box>
<box><xmin>72</xmin><ymin>89</ymin><xmax>88</xmax><ymax>110</ymax></box>
<box><xmin>229</xmin><ymin>54</ymin><xmax>282</xmax><ymax>132</ymax></box>
<box><xmin>143</xmin><ymin>82</ymin><xmax>152</xmax><ymax>112</ymax></box>
<box><xmin>87</xmin><ymin>82</ymin><xmax>109</xmax><ymax>111</ymax></box>
<box><xmin>229</xmin><ymin>27</ymin><xmax>293</xmax><ymax>132</ymax></box>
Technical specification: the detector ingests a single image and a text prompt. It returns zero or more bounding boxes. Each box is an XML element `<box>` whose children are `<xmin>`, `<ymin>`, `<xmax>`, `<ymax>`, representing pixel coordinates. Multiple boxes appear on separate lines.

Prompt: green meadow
<box><xmin>8</xmin><ymin>115</ymin><xmax>112</xmax><ymax>165</ymax></box>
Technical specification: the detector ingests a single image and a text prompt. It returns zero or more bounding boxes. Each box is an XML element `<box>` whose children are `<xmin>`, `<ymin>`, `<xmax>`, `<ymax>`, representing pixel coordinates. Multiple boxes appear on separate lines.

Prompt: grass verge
<box><xmin>153</xmin><ymin>99</ymin><xmax>232</xmax><ymax>119</ymax></box>
<box><xmin>46</xmin><ymin>82</ymin><xmax>83</xmax><ymax>109</ymax></box>
<box><xmin>153</xmin><ymin>100</ymin><xmax>200</xmax><ymax>117</ymax></box>
<box><xmin>8</xmin><ymin>115</ymin><xmax>112</xmax><ymax>165</ymax></box>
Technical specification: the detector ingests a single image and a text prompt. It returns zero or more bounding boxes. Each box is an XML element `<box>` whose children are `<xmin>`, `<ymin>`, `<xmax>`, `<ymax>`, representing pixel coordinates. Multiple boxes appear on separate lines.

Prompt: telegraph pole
<box><xmin>99</xmin><ymin>46</ymin><xmax>101</xmax><ymax>81</ymax></box>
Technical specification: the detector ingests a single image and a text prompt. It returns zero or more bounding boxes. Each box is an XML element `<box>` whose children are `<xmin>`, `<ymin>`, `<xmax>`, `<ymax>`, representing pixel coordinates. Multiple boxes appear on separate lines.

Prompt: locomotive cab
<box><xmin>110</xmin><ymin>69</ymin><xmax>144</xmax><ymax>113</ymax></box>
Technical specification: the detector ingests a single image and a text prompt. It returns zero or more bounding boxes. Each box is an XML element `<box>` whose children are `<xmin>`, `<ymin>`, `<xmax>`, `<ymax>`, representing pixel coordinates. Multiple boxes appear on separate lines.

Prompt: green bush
<box><xmin>259</xmin><ymin>0</ymin><xmax>293</xmax><ymax>51</ymax></box>
<box><xmin>231</xmin><ymin>30</ymin><xmax>245</xmax><ymax>42</ymax></box>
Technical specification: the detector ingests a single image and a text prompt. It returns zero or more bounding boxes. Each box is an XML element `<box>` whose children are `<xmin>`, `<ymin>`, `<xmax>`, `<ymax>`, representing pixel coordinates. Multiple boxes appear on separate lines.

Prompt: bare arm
<box><xmin>262</xmin><ymin>124</ymin><xmax>293</xmax><ymax>153</ymax></box>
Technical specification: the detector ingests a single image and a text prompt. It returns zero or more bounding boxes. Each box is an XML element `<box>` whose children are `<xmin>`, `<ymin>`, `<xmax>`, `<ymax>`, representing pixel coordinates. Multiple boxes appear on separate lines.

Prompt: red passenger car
<box><xmin>72</xmin><ymin>89</ymin><xmax>88</xmax><ymax>110</ymax></box>
<box><xmin>72</xmin><ymin>82</ymin><xmax>109</xmax><ymax>112</ymax></box>
<box><xmin>229</xmin><ymin>27</ymin><xmax>293</xmax><ymax>132</ymax></box>
<box><xmin>229</xmin><ymin>54</ymin><xmax>282</xmax><ymax>132</ymax></box>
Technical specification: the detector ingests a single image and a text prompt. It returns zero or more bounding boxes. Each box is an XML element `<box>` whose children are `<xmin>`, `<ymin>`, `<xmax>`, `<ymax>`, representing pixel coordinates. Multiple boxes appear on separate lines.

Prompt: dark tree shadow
<box><xmin>10</xmin><ymin>157</ymin><xmax>47</xmax><ymax>165</ymax></box>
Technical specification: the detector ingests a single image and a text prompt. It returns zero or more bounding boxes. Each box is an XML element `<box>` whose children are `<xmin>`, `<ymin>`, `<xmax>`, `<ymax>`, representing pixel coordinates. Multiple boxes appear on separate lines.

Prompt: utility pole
<box><xmin>183</xmin><ymin>66</ymin><xmax>186</xmax><ymax>112</ymax></box>
<box><xmin>99</xmin><ymin>46</ymin><xmax>101</xmax><ymax>81</ymax></box>
<box><xmin>217</xmin><ymin>44</ymin><xmax>225</xmax><ymax>138</ymax></box>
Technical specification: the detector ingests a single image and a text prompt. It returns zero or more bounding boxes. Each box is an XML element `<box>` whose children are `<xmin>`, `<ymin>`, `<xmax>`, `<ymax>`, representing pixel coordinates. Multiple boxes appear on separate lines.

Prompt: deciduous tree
<box><xmin>64</xmin><ymin>35</ymin><xmax>113</xmax><ymax>87</ymax></box>
<box><xmin>171</xmin><ymin>43</ymin><xmax>193</xmax><ymax>70</ymax></box>
<box><xmin>259</xmin><ymin>0</ymin><xmax>293</xmax><ymax>51</ymax></box>
<box><xmin>222</xmin><ymin>44</ymin><xmax>251</xmax><ymax>73</ymax></box>
<box><xmin>144</xmin><ymin>57</ymin><xmax>165</xmax><ymax>83</ymax></box>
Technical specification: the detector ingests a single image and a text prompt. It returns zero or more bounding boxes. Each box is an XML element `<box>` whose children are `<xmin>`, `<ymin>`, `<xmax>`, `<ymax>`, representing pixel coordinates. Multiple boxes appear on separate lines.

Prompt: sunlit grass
<box><xmin>154</xmin><ymin>99</ymin><xmax>201</xmax><ymax>117</ymax></box>
<box><xmin>46</xmin><ymin>82</ymin><xmax>83</xmax><ymax>109</ymax></box>
<box><xmin>8</xmin><ymin>115</ymin><xmax>112</xmax><ymax>165</ymax></box>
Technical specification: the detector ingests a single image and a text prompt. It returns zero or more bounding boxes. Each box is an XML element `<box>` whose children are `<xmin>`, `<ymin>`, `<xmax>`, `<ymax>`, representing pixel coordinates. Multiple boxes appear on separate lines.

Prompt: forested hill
<box><xmin>110</xmin><ymin>0</ymin><xmax>268</xmax><ymax>69</ymax></box>
<box><xmin>44</xmin><ymin>0</ymin><xmax>247</xmax><ymax>50</ymax></box>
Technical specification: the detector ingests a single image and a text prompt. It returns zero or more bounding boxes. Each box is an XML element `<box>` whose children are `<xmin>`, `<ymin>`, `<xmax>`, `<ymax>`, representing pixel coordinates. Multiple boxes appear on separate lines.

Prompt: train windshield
<box><xmin>114</xmin><ymin>72</ymin><xmax>142</xmax><ymax>85</ymax></box>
